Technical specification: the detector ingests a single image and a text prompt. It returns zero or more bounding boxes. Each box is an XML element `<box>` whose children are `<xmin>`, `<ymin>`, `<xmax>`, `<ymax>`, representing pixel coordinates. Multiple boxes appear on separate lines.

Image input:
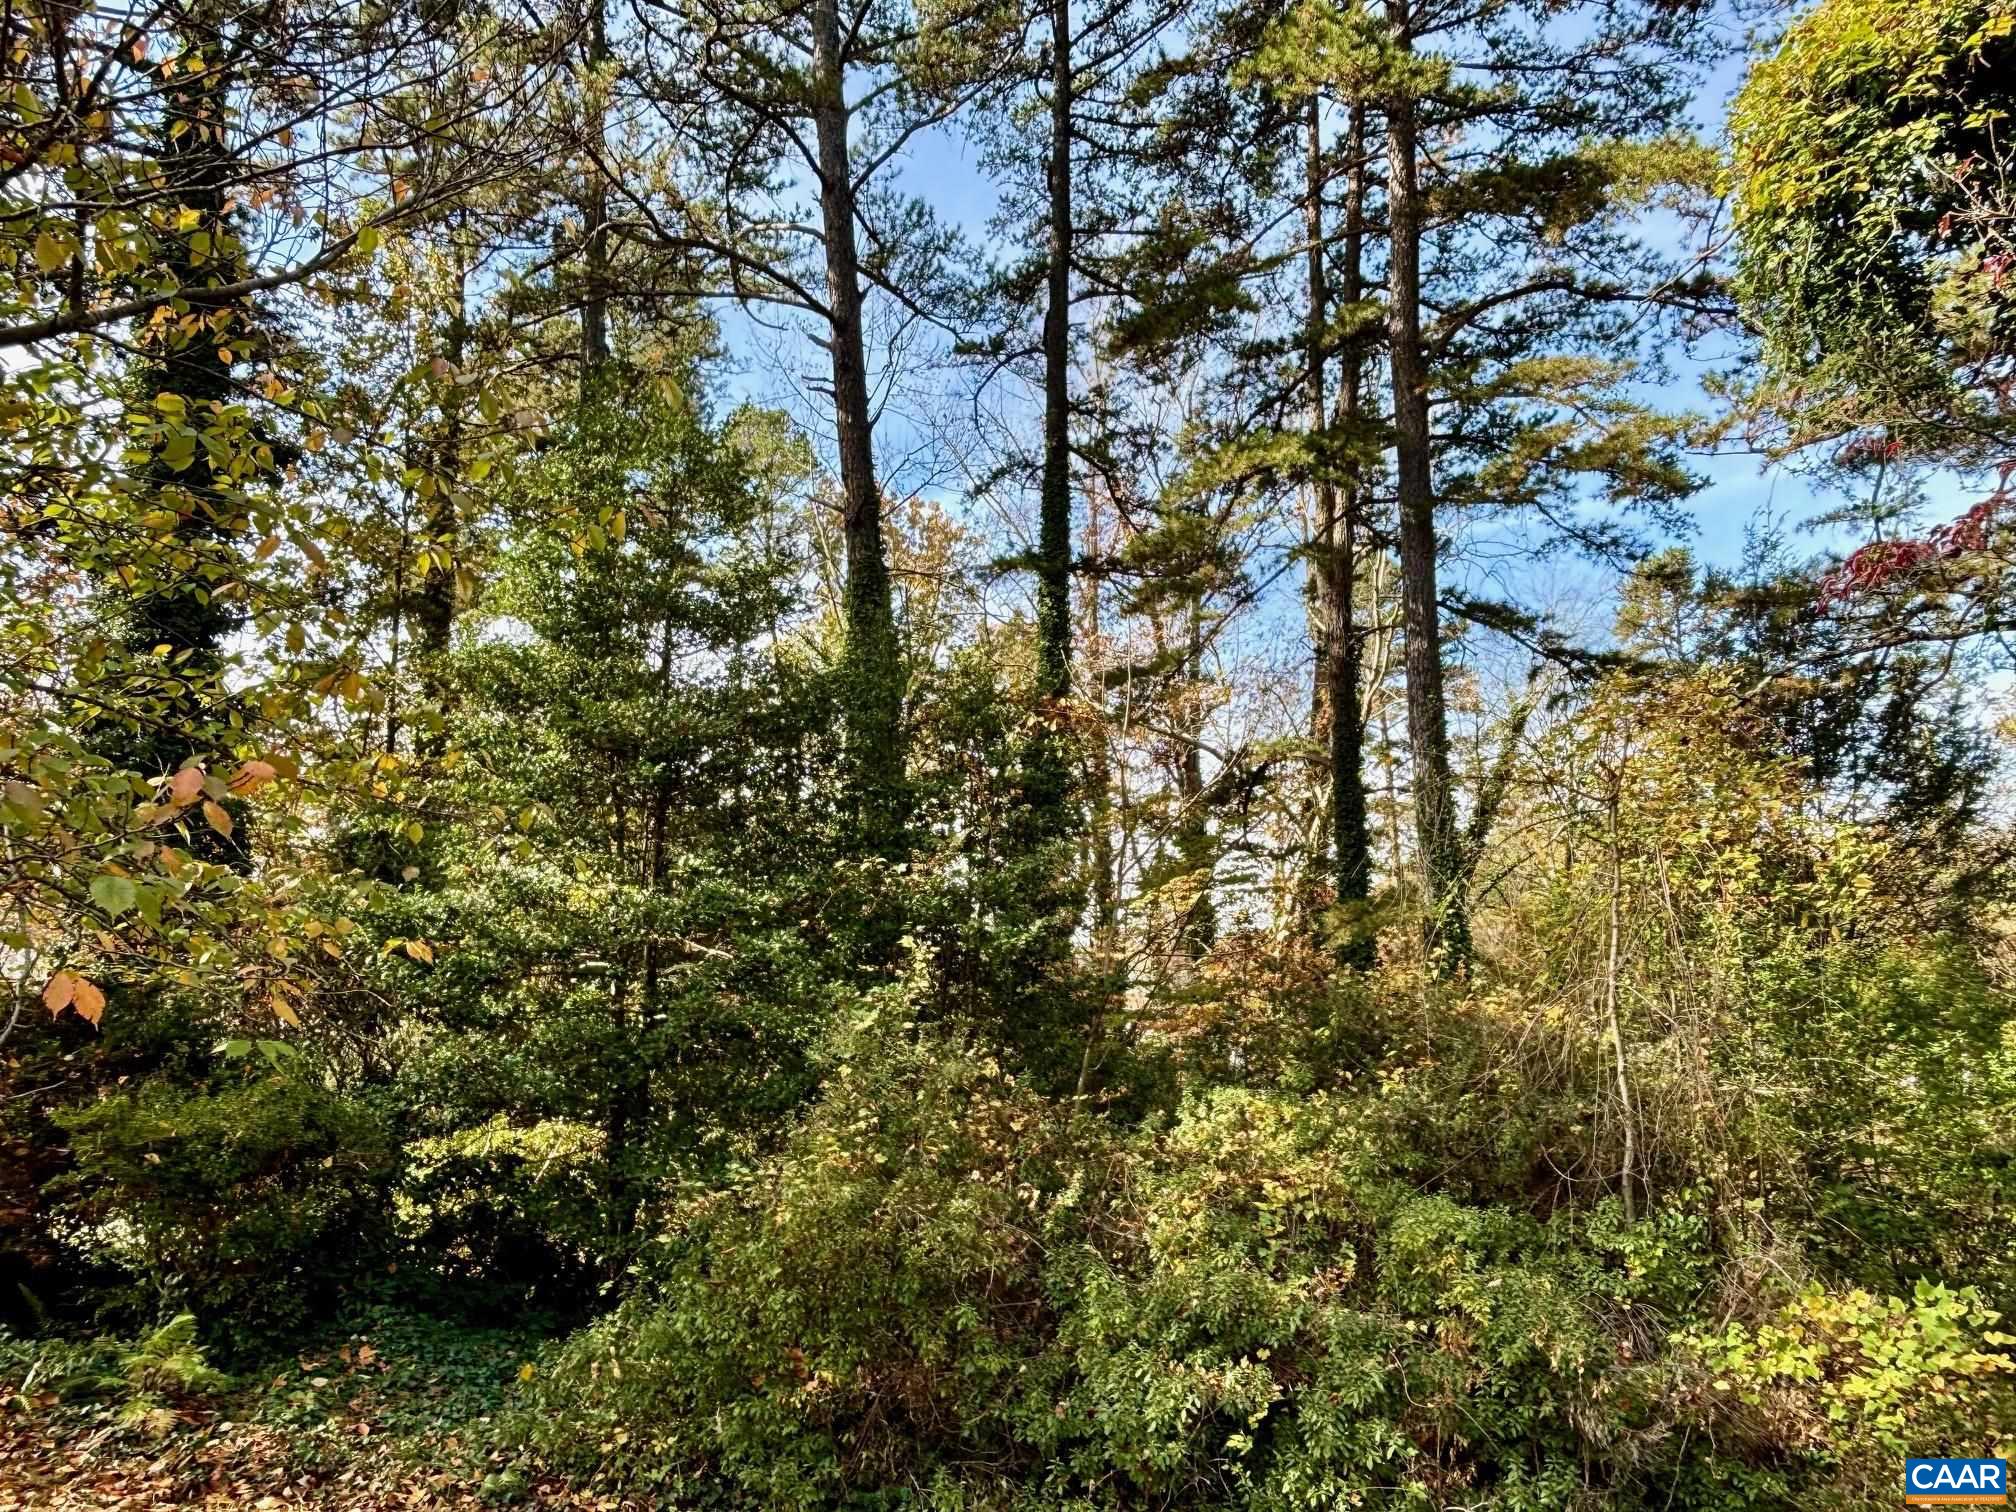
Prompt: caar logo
<box><xmin>1906</xmin><ymin>1459</ymin><xmax>2009</xmax><ymax>1505</ymax></box>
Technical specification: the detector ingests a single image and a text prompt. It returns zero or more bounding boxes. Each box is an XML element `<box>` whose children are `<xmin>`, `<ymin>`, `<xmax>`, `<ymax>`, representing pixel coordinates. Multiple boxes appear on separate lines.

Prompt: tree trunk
<box><xmin>1176</xmin><ymin>596</ymin><xmax>1215</xmax><ymax>959</ymax></box>
<box><xmin>581</xmin><ymin>0</ymin><xmax>611</xmax><ymax>379</ymax></box>
<box><xmin>1078</xmin><ymin>489</ymin><xmax>1118</xmax><ymax>1094</ymax></box>
<box><xmin>810</xmin><ymin>0</ymin><xmax>905</xmax><ymax>849</ymax></box>
<box><xmin>1309</xmin><ymin>94</ymin><xmax>1374</xmax><ymax>966</ymax></box>
<box><xmin>1026</xmin><ymin>0</ymin><xmax>1077</xmax><ymax>851</ymax></box>
<box><xmin>1036</xmin><ymin>0</ymin><xmax>1073</xmax><ymax>712</ymax></box>
<box><xmin>115</xmin><ymin>33</ymin><xmax>252</xmax><ymax>863</ymax></box>
<box><xmin>1384</xmin><ymin>11</ymin><xmax>1469</xmax><ymax>972</ymax></box>
<box><xmin>417</xmin><ymin>255</ymin><xmax>465</xmax><ymax>670</ymax></box>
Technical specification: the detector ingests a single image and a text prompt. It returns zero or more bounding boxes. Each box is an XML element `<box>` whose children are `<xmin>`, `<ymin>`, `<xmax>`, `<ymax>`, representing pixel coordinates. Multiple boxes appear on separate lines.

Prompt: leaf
<box><xmin>42</xmin><ymin>971</ymin><xmax>76</xmax><ymax>1014</ymax></box>
<box><xmin>403</xmin><ymin>939</ymin><xmax>435</xmax><ymax>965</ymax></box>
<box><xmin>169</xmin><ymin>766</ymin><xmax>205</xmax><ymax>805</ymax></box>
<box><xmin>90</xmin><ymin>874</ymin><xmax>137</xmax><ymax>919</ymax></box>
<box><xmin>71</xmin><ymin>977</ymin><xmax>104</xmax><ymax>1026</ymax></box>
<box><xmin>33</xmin><ymin>230</ymin><xmax>67</xmax><ymax>273</ymax></box>
<box><xmin>272</xmin><ymin>996</ymin><xmax>301</xmax><ymax>1028</ymax></box>
<box><xmin>202</xmin><ymin>799</ymin><xmax>234</xmax><ymax>838</ymax></box>
<box><xmin>228</xmin><ymin>759</ymin><xmax>277</xmax><ymax>795</ymax></box>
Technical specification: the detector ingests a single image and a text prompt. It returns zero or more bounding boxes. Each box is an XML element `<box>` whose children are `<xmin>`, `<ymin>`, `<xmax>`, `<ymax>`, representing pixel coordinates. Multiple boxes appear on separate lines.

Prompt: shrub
<box><xmin>49</xmin><ymin>1065</ymin><xmax>395</xmax><ymax>1355</ymax></box>
<box><xmin>512</xmin><ymin>1009</ymin><xmax>2016</xmax><ymax>1509</ymax></box>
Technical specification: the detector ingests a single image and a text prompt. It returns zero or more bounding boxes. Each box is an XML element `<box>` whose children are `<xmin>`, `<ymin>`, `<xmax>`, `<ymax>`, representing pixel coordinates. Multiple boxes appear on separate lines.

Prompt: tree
<box><xmin>1282</xmin><ymin>0</ymin><xmax>1713</xmax><ymax>970</ymax></box>
<box><xmin>388</xmin><ymin>375</ymin><xmax>836</xmax><ymax>1277</ymax></box>
<box><xmin>1729</xmin><ymin>0</ymin><xmax>2015</xmax><ymax>466</ymax></box>
<box><xmin>615</xmin><ymin>0</ymin><xmax>1009</xmax><ymax>851</ymax></box>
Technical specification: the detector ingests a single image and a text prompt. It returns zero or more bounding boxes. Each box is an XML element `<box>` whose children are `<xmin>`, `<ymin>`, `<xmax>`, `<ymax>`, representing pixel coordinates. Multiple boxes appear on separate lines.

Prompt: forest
<box><xmin>0</xmin><ymin>0</ymin><xmax>2013</xmax><ymax>1503</ymax></box>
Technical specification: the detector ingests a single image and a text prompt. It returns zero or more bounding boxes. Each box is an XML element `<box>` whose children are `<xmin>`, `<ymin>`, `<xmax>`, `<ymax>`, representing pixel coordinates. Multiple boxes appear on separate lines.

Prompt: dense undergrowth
<box><xmin>12</xmin><ymin>694</ymin><xmax>2013</xmax><ymax>1507</ymax></box>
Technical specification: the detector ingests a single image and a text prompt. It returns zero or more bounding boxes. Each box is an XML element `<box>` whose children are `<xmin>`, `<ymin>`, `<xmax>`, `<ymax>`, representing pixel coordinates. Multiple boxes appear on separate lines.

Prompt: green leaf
<box><xmin>90</xmin><ymin>874</ymin><xmax>137</xmax><ymax>919</ymax></box>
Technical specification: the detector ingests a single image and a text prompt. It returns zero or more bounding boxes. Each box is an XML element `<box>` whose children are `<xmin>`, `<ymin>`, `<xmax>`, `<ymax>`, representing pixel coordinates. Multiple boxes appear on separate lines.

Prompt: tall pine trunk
<box><xmin>581</xmin><ymin>0</ymin><xmax>612</xmax><ymax>379</ymax></box>
<box><xmin>811</xmin><ymin>0</ymin><xmax>905</xmax><ymax>850</ymax></box>
<box><xmin>1307</xmin><ymin>94</ymin><xmax>1374</xmax><ymax>966</ymax></box>
<box><xmin>1384</xmin><ymin>10</ymin><xmax>1469</xmax><ymax>972</ymax></box>
<box><xmin>1028</xmin><ymin>0</ymin><xmax>1076</xmax><ymax>842</ymax></box>
<box><xmin>1037</xmin><ymin>0</ymin><xmax>1073</xmax><ymax>715</ymax></box>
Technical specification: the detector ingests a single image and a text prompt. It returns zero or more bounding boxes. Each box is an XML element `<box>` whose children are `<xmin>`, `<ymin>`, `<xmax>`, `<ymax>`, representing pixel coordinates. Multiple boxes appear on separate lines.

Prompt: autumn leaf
<box><xmin>72</xmin><ymin>977</ymin><xmax>105</xmax><ymax>1026</ymax></box>
<box><xmin>169</xmin><ymin>766</ymin><xmax>205</xmax><ymax>805</ymax></box>
<box><xmin>42</xmin><ymin>971</ymin><xmax>76</xmax><ymax>1013</ymax></box>
<box><xmin>403</xmin><ymin>939</ymin><xmax>435</xmax><ymax>965</ymax></box>
<box><xmin>272</xmin><ymin>996</ymin><xmax>302</xmax><ymax>1027</ymax></box>
<box><xmin>43</xmin><ymin>971</ymin><xmax>105</xmax><ymax>1026</ymax></box>
<box><xmin>229</xmin><ymin>759</ymin><xmax>278</xmax><ymax>796</ymax></box>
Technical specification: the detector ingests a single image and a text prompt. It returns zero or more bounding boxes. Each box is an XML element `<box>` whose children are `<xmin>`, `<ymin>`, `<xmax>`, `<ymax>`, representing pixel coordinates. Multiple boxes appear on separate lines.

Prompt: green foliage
<box><xmin>1729</xmin><ymin>0</ymin><xmax>2016</xmax><ymax>459</ymax></box>
<box><xmin>512</xmin><ymin>902</ymin><xmax>2016</xmax><ymax>1507</ymax></box>
<box><xmin>1</xmin><ymin>1314</ymin><xmax>230</xmax><ymax>1438</ymax></box>
<box><xmin>50</xmin><ymin>1070</ymin><xmax>394</xmax><ymax>1353</ymax></box>
<box><xmin>1686</xmin><ymin>1281</ymin><xmax>2011</xmax><ymax>1451</ymax></box>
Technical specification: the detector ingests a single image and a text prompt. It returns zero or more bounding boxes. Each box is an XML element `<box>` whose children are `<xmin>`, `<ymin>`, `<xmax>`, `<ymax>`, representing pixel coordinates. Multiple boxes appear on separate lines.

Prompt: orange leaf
<box><xmin>403</xmin><ymin>939</ymin><xmax>434</xmax><ymax>965</ymax></box>
<box><xmin>42</xmin><ymin>971</ymin><xmax>75</xmax><ymax>1014</ymax></box>
<box><xmin>228</xmin><ymin>759</ymin><xmax>277</xmax><ymax>796</ymax></box>
<box><xmin>71</xmin><ymin>977</ymin><xmax>105</xmax><ymax>1026</ymax></box>
<box><xmin>202</xmin><ymin>799</ymin><xmax>234</xmax><ymax>837</ymax></box>
<box><xmin>169</xmin><ymin>766</ymin><xmax>205</xmax><ymax>805</ymax></box>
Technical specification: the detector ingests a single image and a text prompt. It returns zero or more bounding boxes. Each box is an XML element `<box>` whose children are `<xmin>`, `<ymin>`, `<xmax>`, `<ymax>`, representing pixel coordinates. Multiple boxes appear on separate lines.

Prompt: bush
<box><xmin>511</xmin><ymin>1016</ymin><xmax>1093</xmax><ymax>1504</ymax></box>
<box><xmin>510</xmin><ymin>997</ymin><xmax>2016</xmax><ymax>1510</ymax></box>
<box><xmin>49</xmin><ymin>1064</ymin><xmax>395</xmax><ymax>1355</ymax></box>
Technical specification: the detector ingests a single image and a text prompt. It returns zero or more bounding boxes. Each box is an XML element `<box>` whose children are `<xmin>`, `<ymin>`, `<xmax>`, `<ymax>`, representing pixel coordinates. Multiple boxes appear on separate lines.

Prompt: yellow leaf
<box><xmin>403</xmin><ymin>939</ymin><xmax>434</xmax><ymax>965</ymax></box>
<box><xmin>255</xmin><ymin>533</ymin><xmax>280</xmax><ymax>561</ymax></box>
<box><xmin>518</xmin><ymin>1363</ymin><xmax>536</xmax><ymax>1382</ymax></box>
<box><xmin>272</xmin><ymin>996</ymin><xmax>301</xmax><ymax>1027</ymax></box>
<box><xmin>202</xmin><ymin>799</ymin><xmax>234</xmax><ymax>837</ymax></box>
<box><xmin>34</xmin><ymin>230</ymin><xmax>68</xmax><ymax>273</ymax></box>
